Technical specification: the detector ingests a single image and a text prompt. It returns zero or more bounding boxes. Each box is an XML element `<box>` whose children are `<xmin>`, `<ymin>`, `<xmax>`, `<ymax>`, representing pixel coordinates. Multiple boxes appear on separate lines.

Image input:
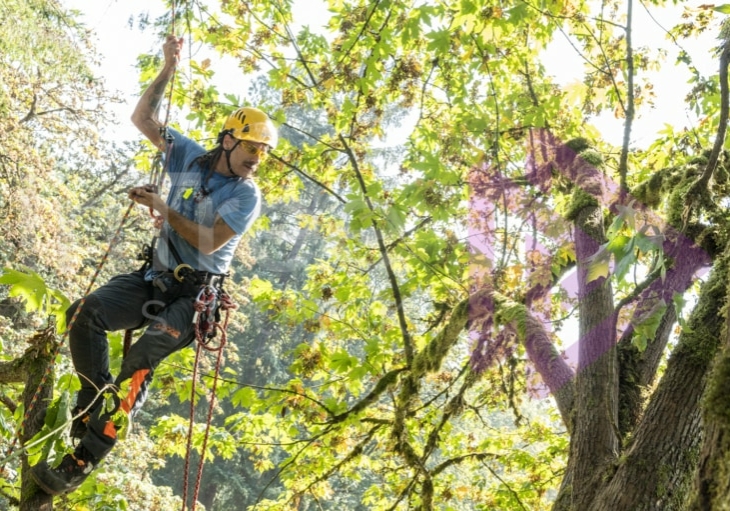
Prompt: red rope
<box><xmin>181</xmin><ymin>293</ymin><xmax>235</xmax><ymax>511</ymax></box>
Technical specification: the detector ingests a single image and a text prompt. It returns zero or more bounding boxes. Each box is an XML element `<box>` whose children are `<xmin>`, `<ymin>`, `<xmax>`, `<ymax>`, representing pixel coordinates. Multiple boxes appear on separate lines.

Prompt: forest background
<box><xmin>3</xmin><ymin>0</ymin><xmax>730</xmax><ymax>510</ymax></box>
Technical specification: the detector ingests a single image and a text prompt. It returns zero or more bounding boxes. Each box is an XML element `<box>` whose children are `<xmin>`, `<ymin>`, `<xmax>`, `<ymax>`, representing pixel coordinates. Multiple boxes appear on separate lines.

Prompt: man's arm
<box><xmin>128</xmin><ymin>186</ymin><xmax>237</xmax><ymax>255</ymax></box>
<box><xmin>131</xmin><ymin>35</ymin><xmax>182</xmax><ymax>150</ymax></box>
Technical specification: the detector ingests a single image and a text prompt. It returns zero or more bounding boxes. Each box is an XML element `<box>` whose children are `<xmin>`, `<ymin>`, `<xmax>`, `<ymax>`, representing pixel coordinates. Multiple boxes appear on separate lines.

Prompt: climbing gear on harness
<box><xmin>152</xmin><ymin>266</ymin><xmax>227</xmax><ymax>303</ymax></box>
<box><xmin>30</xmin><ymin>442</ymin><xmax>99</xmax><ymax>495</ymax></box>
<box><xmin>174</xmin><ymin>264</ymin><xmax>195</xmax><ymax>282</ymax></box>
<box><xmin>182</xmin><ymin>291</ymin><xmax>236</xmax><ymax>511</ymax></box>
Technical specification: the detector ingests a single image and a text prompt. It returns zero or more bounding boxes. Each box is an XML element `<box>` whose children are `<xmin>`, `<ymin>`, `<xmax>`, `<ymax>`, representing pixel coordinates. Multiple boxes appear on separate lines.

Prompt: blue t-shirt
<box><xmin>153</xmin><ymin>128</ymin><xmax>261</xmax><ymax>274</ymax></box>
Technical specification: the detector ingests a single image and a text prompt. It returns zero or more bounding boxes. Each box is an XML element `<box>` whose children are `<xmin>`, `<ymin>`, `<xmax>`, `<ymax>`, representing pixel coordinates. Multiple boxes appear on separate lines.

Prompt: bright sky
<box><xmin>61</xmin><ymin>0</ymin><xmax>331</xmax><ymax>140</ymax></box>
<box><xmin>546</xmin><ymin>1</ymin><xmax>717</xmax><ymax>148</ymax></box>
<box><xmin>63</xmin><ymin>0</ymin><xmax>718</xmax><ymax>148</ymax></box>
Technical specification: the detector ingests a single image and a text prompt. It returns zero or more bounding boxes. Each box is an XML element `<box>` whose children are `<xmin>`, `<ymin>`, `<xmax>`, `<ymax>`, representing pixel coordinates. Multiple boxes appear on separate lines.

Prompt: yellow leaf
<box><xmin>563</xmin><ymin>80</ymin><xmax>587</xmax><ymax>107</ymax></box>
<box><xmin>586</xmin><ymin>257</ymin><xmax>610</xmax><ymax>282</ymax></box>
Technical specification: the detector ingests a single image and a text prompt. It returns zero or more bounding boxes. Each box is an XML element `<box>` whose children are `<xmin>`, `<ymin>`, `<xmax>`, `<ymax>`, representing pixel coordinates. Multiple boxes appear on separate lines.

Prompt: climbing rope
<box><xmin>182</xmin><ymin>289</ymin><xmax>237</xmax><ymax>511</ymax></box>
<box><xmin>126</xmin><ymin>0</ymin><xmax>183</xmax><ymax>352</ymax></box>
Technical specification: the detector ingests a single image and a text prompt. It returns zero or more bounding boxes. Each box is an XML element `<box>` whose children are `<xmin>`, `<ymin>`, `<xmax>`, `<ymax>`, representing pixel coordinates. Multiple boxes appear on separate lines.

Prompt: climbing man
<box><xmin>30</xmin><ymin>34</ymin><xmax>278</xmax><ymax>495</ymax></box>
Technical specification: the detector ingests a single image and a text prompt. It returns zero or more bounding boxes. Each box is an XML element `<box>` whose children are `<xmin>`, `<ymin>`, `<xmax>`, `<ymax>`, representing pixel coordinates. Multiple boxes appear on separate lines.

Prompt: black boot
<box><xmin>69</xmin><ymin>405</ymin><xmax>92</xmax><ymax>440</ymax></box>
<box><xmin>30</xmin><ymin>444</ymin><xmax>98</xmax><ymax>495</ymax></box>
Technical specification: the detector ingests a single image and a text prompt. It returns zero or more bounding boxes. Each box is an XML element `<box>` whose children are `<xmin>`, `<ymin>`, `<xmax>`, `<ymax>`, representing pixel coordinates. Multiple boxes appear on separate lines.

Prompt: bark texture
<box><xmin>561</xmin><ymin>149</ymin><xmax>619</xmax><ymax>510</ymax></box>
<box><xmin>591</xmin><ymin>254</ymin><xmax>727</xmax><ymax>510</ymax></box>
<box><xmin>689</xmin><ymin>254</ymin><xmax>730</xmax><ymax>510</ymax></box>
<box><xmin>9</xmin><ymin>327</ymin><xmax>55</xmax><ymax>511</ymax></box>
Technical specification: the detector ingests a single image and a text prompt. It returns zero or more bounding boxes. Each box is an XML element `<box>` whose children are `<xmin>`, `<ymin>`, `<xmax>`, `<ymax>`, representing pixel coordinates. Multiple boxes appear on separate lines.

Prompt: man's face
<box><xmin>224</xmin><ymin>135</ymin><xmax>270</xmax><ymax>177</ymax></box>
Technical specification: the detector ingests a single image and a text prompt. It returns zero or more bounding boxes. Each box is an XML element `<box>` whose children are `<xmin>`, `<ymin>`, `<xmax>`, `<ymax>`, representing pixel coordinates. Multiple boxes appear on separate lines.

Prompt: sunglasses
<box><xmin>237</xmin><ymin>140</ymin><xmax>270</xmax><ymax>158</ymax></box>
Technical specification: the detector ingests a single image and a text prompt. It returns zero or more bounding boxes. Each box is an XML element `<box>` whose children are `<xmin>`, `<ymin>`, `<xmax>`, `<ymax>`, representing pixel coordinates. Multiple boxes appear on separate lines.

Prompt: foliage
<box><xmin>0</xmin><ymin>1</ymin><xmax>181</xmax><ymax>509</ymax></box>
<box><xmin>0</xmin><ymin>268</ymin><xmax>70</xmax><ymax>333</ymax></box>
<box><xmin>147</xmin><ymin>1</ymin><xmax>729</xmax><ymax>510</ymax></box>
<box><xmin>5</xmin><ymin>0</ymin><xmax>730</xmax><ymax>510</ymax></box>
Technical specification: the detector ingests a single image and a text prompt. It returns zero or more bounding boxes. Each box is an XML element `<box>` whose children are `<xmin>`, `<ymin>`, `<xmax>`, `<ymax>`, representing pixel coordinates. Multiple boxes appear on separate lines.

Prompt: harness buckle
<box><xmin>173</xmin><ymin>264</ymin><xmax>195</xmax><ymax>282</ymax></box>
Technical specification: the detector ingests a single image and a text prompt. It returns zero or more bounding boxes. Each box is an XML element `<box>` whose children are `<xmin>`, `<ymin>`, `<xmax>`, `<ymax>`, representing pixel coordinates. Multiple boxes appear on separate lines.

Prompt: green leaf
<box><xmin>714</xmin><ymin>4</ymin><xmax>730</xmax><ymax>14</ymax></box>
<box><xmin>329</xmin><ymin>349</ymin><xmax>357</xmax><ymax>373</ymax></box>
<box><xmin>634</xmin><ymin>231</ymin><xmax>665</xmax><ymax>254</ymax></box>
<box><xmin>248</xmin><ymin>278</ymin><xmax>273</xmax><ymax>299</ymax></box>
<box><xmin>425</xmin><ymin>29</ymin><xmax>451</xmax><ymax>52</ymax></box>
<box><xmin>384</xmin><ymin>204</ymin><xmax>407</xmax><ymax>233</ymax></box>
<box><xmin>672</xmin><ymin>291</ymin><xmax>688</xmax><ymax>328</ymax></box>
<box><xmin>0</xmin><ymin>267</ymin><xmax>47</xmax><ymax>313</ymax></box>
<box><xmin>632</xmin><ymin>299</ymin><xmax>668</xmax><ymax>351</ymax></box>
<box><xmin>606</xmin><ymin>234</ymin><xmax>632</xmax><ymax>256</ymax></box>
<box><xmin>0</xmin><ymin>268</ymin><xmax>70</xmax><ymax>332</ymax></box>
<box><xmin>585</xmin><ymin>253</ymin><xmax>610</xmax><ymax>282</ymax></box>
<box><xmin>231</xmin><ymin>387</ymin><xmax>256</xmax><ymax>409</ymax></box>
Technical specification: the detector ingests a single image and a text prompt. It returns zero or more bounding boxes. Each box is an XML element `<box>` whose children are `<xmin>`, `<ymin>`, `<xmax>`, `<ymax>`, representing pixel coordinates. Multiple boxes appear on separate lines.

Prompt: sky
<box><xmin>62</xmin><ymin>0</ymin><xmax>719</xmax><ymax>150</ymax></box>
<box><xmin>62</xmin><ymin>0</ymin><xmax>331</xmax><ymax>142</ymax></box>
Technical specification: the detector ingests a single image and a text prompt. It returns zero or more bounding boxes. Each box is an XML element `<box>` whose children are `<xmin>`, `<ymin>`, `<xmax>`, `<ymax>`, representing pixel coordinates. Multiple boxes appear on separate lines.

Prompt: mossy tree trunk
<box><xmin>0</xmin><ymin>326</ymin><xmax>55</xmax><ymax>511</ymax></box>
<box><xmin>506</xmin><ymin>138</ymin><xmax>726</xmax><ymax>511</ymax></box>
<box><xmin>562</xmin><ymin>166</ymin><xmax>620</xmax><ymax>509</ymax></box>
<box><xmin>688</xmin><ymin>260</ymin><xmax>730</xmax><ymax>510</ymax></box>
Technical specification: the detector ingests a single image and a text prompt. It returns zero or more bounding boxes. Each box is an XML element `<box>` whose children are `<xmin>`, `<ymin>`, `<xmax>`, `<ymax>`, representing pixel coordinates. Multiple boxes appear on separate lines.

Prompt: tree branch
<box><xmin>334</xmin><ymin>0</ymin><xmax>383</xmax><ymax>69</ymax></box>
<box><xmin>327</xmin><ymin>367</ymin><xmax>406</xmax><ymax>423</ymax></box>
<box><xmin>339</xmin><ymin>133</ymin><xmax>414</xmax><ymax>365</ymax></box>
<box><xmin>431</xmin><ymin>452</ymin><xmax>499</xmax><ymax>476</ymax></box>
<box><xmin>686</xmin><ymin>37</ymin><xmax>730</xmax><ymax>207</ymax></box>
<box><xmin>0</xmin><ymin>394</ymin><xmax>17</xmax><ymax>414</ymax></box>
<box><xmin>364</xmin><ymin>217</ymin><xmax>433</xmax><ymax>273</ymax></box>
<box><xmin>480</xmin><ymin>458</ymin><xmax>530</xmax><ymax>511</ymax></box>
<box><xmin>18</xmin><ymin>93</ymin><xmax>37</xmax><ymax>125</ymax></box>
<box><xmin>618</xmin><ymin>0</ymin><xmax>635</xmax><ymax>200</ymax></box>
<box><xmin>274</xmin><ymin>4</ymin><xmax>319</xmax><ymax>88</ymax></box>
<box><xmin>523</xmin><ymin>314</ymin><xmax>575</xmax><ymax>429</ymax></box>
<box><xmin>269</xmin><ymin>153</ymin><xmax>347</xmax><ymax>204</ymax></box>
<box><xmin>291</xmin><ymin>424</ymin><xmax>382</xmax><ymax>501</ymax></box>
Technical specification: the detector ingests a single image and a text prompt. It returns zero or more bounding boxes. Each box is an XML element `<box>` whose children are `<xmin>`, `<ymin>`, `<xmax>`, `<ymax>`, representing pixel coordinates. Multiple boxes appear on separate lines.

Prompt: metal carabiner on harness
<box><xmin>192</xmin><ymin>285</ymin><xmax>219</xmax><ymax>341</ymax></box>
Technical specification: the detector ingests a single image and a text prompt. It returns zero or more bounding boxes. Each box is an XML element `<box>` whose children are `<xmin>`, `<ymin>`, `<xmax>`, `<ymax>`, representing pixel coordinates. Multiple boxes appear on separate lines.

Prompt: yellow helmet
<box><xmin>221</xmin><ymin>107</ymin><xmax>278</xmax><ymax>149</ymax></box>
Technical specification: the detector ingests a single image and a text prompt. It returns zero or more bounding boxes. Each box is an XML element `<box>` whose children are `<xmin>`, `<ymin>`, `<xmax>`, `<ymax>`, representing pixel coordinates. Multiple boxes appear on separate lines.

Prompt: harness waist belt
<box><xmin>173</xmin><ymin>266</ymin><xmax>226</xmax><ymax>286</ymax></box>
<box><xmin>153</xmin><ymin>266</ymin><xmax>226</xmax><ymax>296</ymax></box>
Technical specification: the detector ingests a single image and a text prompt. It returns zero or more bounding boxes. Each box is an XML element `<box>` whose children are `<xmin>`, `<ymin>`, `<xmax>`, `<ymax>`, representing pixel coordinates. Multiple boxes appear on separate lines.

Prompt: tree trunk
<box><xmin>688</xmin><ymin>259</ymin><xmax>730</xmax><ymax>510</ymax></box>
<box><xmin>590</xmin><ymin>254</ymin><xmax>727</xmax><ymax>510</ymax></box>
<box><xmin>563</xmin><ymin>174</ymin><xmax>620</xmax><ymax>509</ymax></box>
<box><xmin>16</xmin><ymin>327</ymin><xmax>55</xmax><ymax>510</ymax></box>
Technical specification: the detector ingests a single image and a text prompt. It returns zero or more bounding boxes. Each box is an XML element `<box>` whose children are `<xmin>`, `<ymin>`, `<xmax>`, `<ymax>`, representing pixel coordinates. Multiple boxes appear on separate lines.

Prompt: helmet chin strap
<box><xmin>222</xmin><ymin>140</ymin><xmax>240</xmax><ymax>176</ymax></box>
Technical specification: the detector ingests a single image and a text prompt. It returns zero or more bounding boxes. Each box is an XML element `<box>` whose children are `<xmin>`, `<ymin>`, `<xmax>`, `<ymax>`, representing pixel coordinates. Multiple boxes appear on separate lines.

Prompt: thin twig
<box><xmin>618</xmin><ymin>0</ymin><xmax>635</xmax><ymax>200</ymax></box>
<box><xmin>269</xmin><ymin>153</ymin><xmax>347</xmax><ymax>204</ymax></box>
<box><xmin>480</xmin><ymin>459</ymin><xmax>531</xmax><ymax>511</ymax></box>
<box><xmin>339</xmin><ymin>134</ymin><xmax>414</xmax><ymax>365</ymax></box>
